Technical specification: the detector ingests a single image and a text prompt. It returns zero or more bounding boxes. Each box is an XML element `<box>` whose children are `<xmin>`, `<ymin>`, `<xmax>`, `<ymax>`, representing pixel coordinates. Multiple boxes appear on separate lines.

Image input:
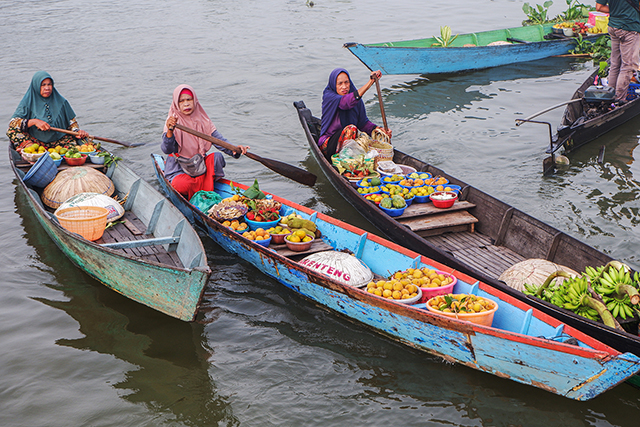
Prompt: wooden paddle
<box><xmin>49</xmin><ymin>127</ymin><xmax>144</xmax><ymax>147</ymax></box>
<box><xmin>373</xmin><ymin>75</ymin><xmax>390</xmax><ymax>136</ymax></box>
<box><xmin>173</xmin><ymin>123</ymin><xmax>317</xmax><ymax>187</ymax></box>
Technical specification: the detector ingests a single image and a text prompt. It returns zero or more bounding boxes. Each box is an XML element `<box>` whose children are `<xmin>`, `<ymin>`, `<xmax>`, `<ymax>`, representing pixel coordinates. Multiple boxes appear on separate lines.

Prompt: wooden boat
<box><xmin>519</xmin><ymin>67</ymin><xmax>640</xmax><ymax>161</ymax></box>
<box><xmin>293</xmin><ymin>100</ymin><xmax>640</xmax><ymax>375</ymax></box>
<box><xmin>344</xmin><ymin>23</ymin><xmax>599</xmax><ymax>75</ymax></box>
<box><xmin>152</xmin><ymin>153</ymin><xmax>640</xmax><ymax>400</ymax></box>
<box><xmin>9</xmin><ymin>145</ymin><xmax>211</xmax><ymax>321</ymax></box>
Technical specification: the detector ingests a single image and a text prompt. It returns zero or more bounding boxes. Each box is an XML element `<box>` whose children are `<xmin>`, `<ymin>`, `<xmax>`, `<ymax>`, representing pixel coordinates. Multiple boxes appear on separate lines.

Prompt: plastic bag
<box><xmin>190</xmin><ymin>190</ymin><xmax>223</xmax><ymax>212</ymax></box>
<box><xmin>338</xmin><ymin>140</ymin><xmax>366</xmax><ymax>159</ymax></box>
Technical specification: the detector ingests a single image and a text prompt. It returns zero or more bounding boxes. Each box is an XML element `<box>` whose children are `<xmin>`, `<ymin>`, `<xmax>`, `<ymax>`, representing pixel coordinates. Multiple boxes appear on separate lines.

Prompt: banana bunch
<box><xmin>555</xmin><ymin>275</ymin><xmax>602</xmax><ymax>322</ymax></box>
<box><xmin>587</xmin><ymin>263</ymin><xmax>640</xmax><ymax>320</ymax></box>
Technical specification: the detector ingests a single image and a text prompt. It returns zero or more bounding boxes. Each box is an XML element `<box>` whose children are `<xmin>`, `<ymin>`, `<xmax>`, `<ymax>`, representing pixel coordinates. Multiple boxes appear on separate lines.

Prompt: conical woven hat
<box><xmin>42</xmin><ymin>167</ymin><xmax>115</xmax><ymax>209</ymax></box>
<box><xmin>499</xmin><ymin>259</ymin><xmax>579</xmax><ymax>292</ymax></box>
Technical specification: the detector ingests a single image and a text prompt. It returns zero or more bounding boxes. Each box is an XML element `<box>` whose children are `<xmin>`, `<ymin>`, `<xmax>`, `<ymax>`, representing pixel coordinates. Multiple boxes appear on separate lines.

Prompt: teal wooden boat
<box><xmin>9</xmin><ymin>145</ymin><xmax>211</xmax><ymax>321</ymax></box>
<box><xmin>153</xmin><ymin>153</ymin><xmax>640</xmax><ymax>400</ymax></box>
<box><xmin>345</xmin><ymin>23</ymin><xmax>599</xmax><ymax>75</ymax></box>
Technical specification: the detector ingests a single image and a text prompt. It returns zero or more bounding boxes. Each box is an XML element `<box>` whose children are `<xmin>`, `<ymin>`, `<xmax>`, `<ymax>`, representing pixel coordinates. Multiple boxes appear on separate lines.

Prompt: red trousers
<box><xmin>171</xmin><ymin>153</ymin><xmax>217</xmax><ymax>200</ymax></box>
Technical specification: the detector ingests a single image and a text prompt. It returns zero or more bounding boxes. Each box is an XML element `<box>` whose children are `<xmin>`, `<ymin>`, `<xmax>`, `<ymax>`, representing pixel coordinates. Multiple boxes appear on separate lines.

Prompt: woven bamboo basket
<box><xmin>54</xmin><ymin>206</ymin><xmax>109</xmax><ymax>241</ymax></box>
<box><xmin>499</xmin><ymin>259</ymin><xmax>579</xmax><ymax>292</ymax></box>
<box><xmin>42</xmin><ymin>167</ymin><xmax>115</xmax><ymax>209</ymax></box>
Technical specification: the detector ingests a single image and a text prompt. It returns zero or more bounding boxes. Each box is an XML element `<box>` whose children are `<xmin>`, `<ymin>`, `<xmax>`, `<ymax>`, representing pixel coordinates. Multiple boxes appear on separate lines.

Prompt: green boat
<box><xmin>9</xmin><ymin>145</ymin><xmax>211</xmax><ymax>321</ymax></box>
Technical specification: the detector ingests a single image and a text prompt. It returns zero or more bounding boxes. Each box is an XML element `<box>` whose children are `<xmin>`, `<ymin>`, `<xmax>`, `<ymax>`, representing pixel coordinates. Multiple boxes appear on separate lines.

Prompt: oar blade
<box><xmin>246</xmin><ymin>152</ymin><xmax>317</xmax><ymax>186</ymax></box>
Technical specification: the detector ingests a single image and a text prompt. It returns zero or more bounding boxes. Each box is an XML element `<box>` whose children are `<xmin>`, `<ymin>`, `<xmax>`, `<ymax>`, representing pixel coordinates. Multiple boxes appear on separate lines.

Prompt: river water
<box><xmin>2</xmin><ymin>0</ymin><xmax>640</xmax><ymax>425</ymax></box>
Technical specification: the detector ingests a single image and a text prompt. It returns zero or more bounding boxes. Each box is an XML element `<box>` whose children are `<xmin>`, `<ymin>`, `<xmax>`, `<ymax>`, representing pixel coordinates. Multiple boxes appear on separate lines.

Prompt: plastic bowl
<box><xmin>380</xmin><ymin>176</ymin><xmax>403</xmax><ymax>185</ymax></box>
<box><xmin>23</xmin><ymin>152</ymin><xmax>58</xmax><ymax>188</ymax></box>
<box><xmin>269</xmin><ymin>228</ymin><xmax>291</xmax><ymax>244</ymax></box>
<box><xmin>78</xmin><ymin>150</ymin><xmax>96</xmax><ymax>156</ymax></box>
<box><xmin>404</xmin><ymin>195</ymin><xmax>415</xmax><ymax>207</ymax></box>
<box><xmin>89</xmin><ymin>153</ymin><xmax>105</xmax><ymax>164</ymax></box>
<box><xmin>244</xmin><ymin>215</ymin><xmax>281</xmax><ymax>231</ymax></box>
<box><xmin>379</xmin><ymin>205</ymin><xmax>406</xmax><ymax>217</ymax></box>
<box><xmin>251</xmin><ymin>235</ymin><xmax>272</xmax><ymax>248</ymax></box>
<box><xmin>52</xmin><ymin>157</ymin><xmax>62</xmax><ymax>168</ymax></box>
<box><xmin>418</xmin><ymin>271</ymin><xmax>458</xmax><ymax>303</ymax></box>
<box><xmin>64</xmin><ymin>154</ymin><xmax>88</xmax><ymax>166</ymax></box>
<box><xmin>22</xmin><ymin>151</ymin><xmax>46</xmax><ymax>163</ymax></box>
<box><xmin>431</xmin><ymin>184</ymin><xmax>461</xmax><ymax>194</ymax></box>
<box><xmin>430</xmin><ymin>191</ymin><xmax>458</xmax><ymax>209</ymax></box>
<box><xmin>425</xmin><ymin>295</ymin><xmax>498</xmax><ymax>327</ymax></box>
<box><xmin>285</xmin><ymin>234</ymin><xmax>314</xmax><ymax>252</ymax></box>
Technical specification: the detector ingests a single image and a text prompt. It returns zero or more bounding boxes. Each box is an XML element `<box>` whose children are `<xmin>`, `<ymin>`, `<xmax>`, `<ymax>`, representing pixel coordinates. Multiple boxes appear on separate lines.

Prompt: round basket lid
<box><xmin>499</xmin><ymin>259</ymin><xmax>579</xmax><ymax>292</ymax></box>
<box><xmin>42</xmin><ymin>167</ymin><xmax>115</xmax><ymax>209</ymax></box>
<box><xmin>55</xmin><ymin>192</ymin><xmax>124</xmax><ymax>222</ymax></box>
<box><xmin>299</xmin><ymin>251</ymin><xmax>373</xmax><ymax>288</ymax></box>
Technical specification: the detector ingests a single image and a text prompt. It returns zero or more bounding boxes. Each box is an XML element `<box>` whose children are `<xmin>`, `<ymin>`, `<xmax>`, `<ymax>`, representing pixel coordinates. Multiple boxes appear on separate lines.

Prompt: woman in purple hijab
<box><xmin>319</xmin><ymin>68</ymin><xmax>390</xmax><ymax>160</ymax></box>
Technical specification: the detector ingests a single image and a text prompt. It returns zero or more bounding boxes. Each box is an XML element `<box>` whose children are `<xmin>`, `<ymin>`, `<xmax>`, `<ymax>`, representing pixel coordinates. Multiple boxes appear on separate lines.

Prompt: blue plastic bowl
<box><xmin>52</xmin><ymin>157</ymin><xmax>62</xmax><ymax>168</ymax></box>
<box><xmin>379</xmin><ymin>205</ymin><xmax>406</xmax><ymax>217</ymax></box>
<box><xmin>244</xmin><ymin>216</ymin><xmax>281</xmax><ymax>231</ymax></box>
<box><xmin>23</xmin><ymin>153</ymin><xmax>57</xmax><ymax>188</ymax></box>
<box><xmin>252</xmin><ymin>235</ymin><xmax>272</xmax><ymax>248</ymax></box>
<box><xmin>414</xmin><ymin>193</ymin><xmax>432</xmax><ymax>203</ymax></box>
<box><xmin>404</xmin><ymin>172</ymin><xmax>432</xmax><ymax>181</ymax></box>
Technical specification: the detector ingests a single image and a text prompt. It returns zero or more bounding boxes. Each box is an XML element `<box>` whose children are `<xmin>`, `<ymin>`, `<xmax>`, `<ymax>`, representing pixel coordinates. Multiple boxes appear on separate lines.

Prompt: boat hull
<box><xmin>293</xmin><ymin>100</ymin><xmax>640</xmax><ymax>363</ymax></box>
<box><xmin>345</xmin><ymin>24</ymin><xmax>596</xmax><ymax>75</ymax></box>
<box><xmin>153</xmin><ymin>154</ymin><xmax>640</xmax><ymax>400</ymax></box>
<box><xmin>10</xmin><ymin>147</ymin><xmax>210</xmax><ymax>321</ymax></box>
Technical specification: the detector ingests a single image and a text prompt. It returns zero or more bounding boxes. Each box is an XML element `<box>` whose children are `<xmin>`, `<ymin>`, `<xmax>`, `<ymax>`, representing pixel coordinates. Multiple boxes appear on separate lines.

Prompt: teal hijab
<box><xmin>13</xmin><ymin>71</ymin><xmax>77</xmax><ymax>143</ymax></box>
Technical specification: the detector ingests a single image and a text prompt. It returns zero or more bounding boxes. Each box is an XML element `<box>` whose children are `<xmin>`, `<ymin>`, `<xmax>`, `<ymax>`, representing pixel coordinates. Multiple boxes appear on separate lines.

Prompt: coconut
<box><xmin>299</xmin><ymin>251</ymin><xmax>373</xmax><ymax>288</ymax></box>
<box><xmin>42</xmin><ymin>167</ymin><xmax>115</xmax><ymax>209</ymax></box>
<box><xmin>56</xmin><ymin>192</ymin><xmax>124</xmax><ymax>222</ymax></box>
<box><xmin>499</xmin><ymin>259</ymin><xmax>580</xmax><ymax>292</ymax></box>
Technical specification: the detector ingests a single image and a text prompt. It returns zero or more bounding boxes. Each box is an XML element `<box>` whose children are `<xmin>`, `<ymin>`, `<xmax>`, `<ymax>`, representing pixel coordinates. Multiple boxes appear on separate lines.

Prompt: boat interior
<box><xmin>12</xmin><ymin>148</ymin><xmax>205</xmax><ymax>271</ymax></box>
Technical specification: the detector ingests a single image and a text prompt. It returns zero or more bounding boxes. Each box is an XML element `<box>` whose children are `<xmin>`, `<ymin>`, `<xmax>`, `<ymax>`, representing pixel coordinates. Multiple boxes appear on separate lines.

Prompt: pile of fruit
<box><xmin>407</xmin><ymin>185</ymin><xmax>435</xmax><ymax>198</ymax></box>
<box><xmin>428</xmin><ymin>294</ymin><xmax>496</xmax><ymax>314</ymax></box>
<box><xmin>281</xmin><ymin>213</ymin><xmax>318</xmax><ymax>236</ymax></box>
<box><xmin>381</xmin><ymin>184</ymin><xmax>414</xmax><ymax>200</ymax></box>
<box><xmin>398</xmin><ymin>178</ymin><xmax>425</xmax><ymax>187</ymax></box>
<box><xmin>241</xmin><ymin>228</ymin><xmax>271</xmax><ymax>242</ymax></box>
<box><xmin>359</xmin><ymin>176</ymin><xmax>381</xmax><ymax>187</ymax></box>
<box><xmin>22</xmin><ymin>143</ymin><xmax>46</xmax><ymax>155</ymax></box>
<box><xmin>222</xmin><ymin>219</ymin><xmax>248</xmax><ymax>232</ymax></box>
<box><xmin>524</xmin><ymin>261</ymin><xmax>640</xmax><ymax>328</ymax></box>
<box><xmin>382</xmin><ymin>174</ymin><xmax>404</xmax><ymax>183</ymax></box>
<box><xmin>407</xmin><ymin>172</ymin><xmax>431</xmax><ymax>180</ymax></box>
<box><xmin>78</xmin><ymin>142</ymin><xmax>97</xmax><ymax>153</ymax></box>
<box><xmin>365</xmin><ymin>193</ymin><xmax>384</xmax><ymax>204</ymax></box>
<box><xmin>423</xmin><ymin>176</ymin><xmax>448</xmax><ymax>186</ymax></box>
<box><xmin>380</xmin><ymin>195</ymin><xmax>406</xmax><ymax>209</ymax></box>
<box><xmin>357</xmin><ymin>185</ymin><xmax>381</xmax><ymax>195</ymax></box>
<box><xmin>245</xmin><ymin>198</ymin><xmax>282</xmax><ymax>222</ymax></box>
<box><xmin>365</xmin><ymin>279</ymin><xmax>420</xmax><ymax>301</ymax></box>
<box><xmin>286</xmin><ymin>229</ymin><xmax>314</xmax><ymax>243</ymax></box>
<box><xmin>64</xmin><ymin>147</ymin><xmax>85</xmax><ymax>159</ymax></box>
<box><xmin>265</xmin><ymin>225</ymin><xmax>290</xmax><ymax>236</ymax></box>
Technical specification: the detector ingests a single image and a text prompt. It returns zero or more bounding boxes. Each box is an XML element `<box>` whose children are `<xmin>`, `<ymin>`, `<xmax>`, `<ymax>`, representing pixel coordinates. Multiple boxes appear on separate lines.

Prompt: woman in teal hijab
<box><xmin>7</xmin><ymin>71</ymin><xmax>89</xmax><ymax>150</ymax></box>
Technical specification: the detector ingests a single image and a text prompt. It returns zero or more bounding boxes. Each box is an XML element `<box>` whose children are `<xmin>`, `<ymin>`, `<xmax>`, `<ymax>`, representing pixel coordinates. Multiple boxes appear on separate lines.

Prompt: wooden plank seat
<box><xmin>96</xmin><ymin>211</ymin><xmax>184</xmax><ymax>268</ymax></box>
<box><xmin>398</xmin><ymin>210</ymin><xmax>478</xmax><ymax>237</ymax></box>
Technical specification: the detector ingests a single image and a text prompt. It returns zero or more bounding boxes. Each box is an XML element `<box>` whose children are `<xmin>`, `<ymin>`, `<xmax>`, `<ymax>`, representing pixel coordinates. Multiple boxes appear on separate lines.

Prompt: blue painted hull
<box><xmin>153</xmin><ymin>154</ymin><xmax>640</xmax><ymax>400</ymax></box>
<box><xmin>345</xmin><ymin>24</ymin><xmax>598</xmax><ymax>75</ymax></box>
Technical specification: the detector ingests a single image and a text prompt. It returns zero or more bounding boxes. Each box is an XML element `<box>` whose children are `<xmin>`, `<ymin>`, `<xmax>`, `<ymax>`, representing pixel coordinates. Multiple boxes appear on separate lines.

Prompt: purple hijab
<box><xmin>320</xmin><ymin>68</ymin><xmax>370</xmax><ymax>138</ymax></box>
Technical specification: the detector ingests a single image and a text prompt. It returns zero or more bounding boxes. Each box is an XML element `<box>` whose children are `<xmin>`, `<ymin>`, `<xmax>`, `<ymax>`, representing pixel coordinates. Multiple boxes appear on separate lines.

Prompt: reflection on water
<box><xmin>378</xmin><ymin>57</ymin><xmax>584</xmax><ymax>118</ymax></box>
<box><xmin>14</xmin><ymin>187</ymin><xmax>239</xmax><ymax>426</ymax></box>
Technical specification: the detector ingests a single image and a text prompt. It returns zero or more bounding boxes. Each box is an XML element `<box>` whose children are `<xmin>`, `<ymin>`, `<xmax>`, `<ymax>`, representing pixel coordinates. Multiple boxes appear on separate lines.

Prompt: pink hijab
<box><xmin>164</xmin><ymin>84</ymin><xmax>217</xmax><ymax>158</ymax></box>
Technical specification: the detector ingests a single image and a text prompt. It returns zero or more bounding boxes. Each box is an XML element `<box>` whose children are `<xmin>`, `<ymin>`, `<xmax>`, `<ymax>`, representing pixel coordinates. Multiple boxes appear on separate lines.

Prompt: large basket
<box><xmin>23</xmin><ymin>153</ymin><xmax>58</xmax><ymax>188</ymax></box>
<box><xmin>372</xmin><ymin>142</ymin><xmax>394</xmax><ymax>162</ymax></box>
<box><xmin>54</xmin><ymin>206</ymin><xmax>109</xmax><ymax>241</ymax></box>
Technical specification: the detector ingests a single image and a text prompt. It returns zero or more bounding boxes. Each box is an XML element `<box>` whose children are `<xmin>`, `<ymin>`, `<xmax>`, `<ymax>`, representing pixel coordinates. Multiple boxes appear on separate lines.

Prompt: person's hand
<box><xmin>370</xmin><ymin>70</ymin><xmax>382</xmax><ymax>81</ymax></box>
<box><xmin>376</xmin><ymin>126</ymin><xmax>392</xmax><ymax>138</ymax></box>
<box><xmin>31</xmin><ymin>119</ymin><xmax>50</xmax><ymax>131</ymax></box>
<box><xmin>76</xmin><ymin>129</ymin><xmax>89</xmax><ymax>139</ymax></box>
<box><xmin>235</xmin><ymin>145</ymin><xmax>249</xmax><ymax>156</ymax></box>
<box><xmin>166</xmin><ymin>116</ymin><xmax>177</xmax><ymax>130</ymax></box>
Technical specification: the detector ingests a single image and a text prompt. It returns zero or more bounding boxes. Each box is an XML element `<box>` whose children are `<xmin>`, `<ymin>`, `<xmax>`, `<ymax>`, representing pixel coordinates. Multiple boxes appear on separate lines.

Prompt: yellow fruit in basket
<box><xmin>288</xmin><ymin>234</ymin><xmax>301</xmax><ymax>243</ymax></box>
<box><xmin>383</xmin><ymin>289</ymin><xmax>392</xmax><ymax>298</ymax></box>
<box><xmin>392</xmin><ymin>290</ymin><xmax>402</xmax><ymax>299</ymax></box>
<box><xmin>302</xmin><ymin>236</ymin><xmax>312</xmax><ymax>242</ymax></box>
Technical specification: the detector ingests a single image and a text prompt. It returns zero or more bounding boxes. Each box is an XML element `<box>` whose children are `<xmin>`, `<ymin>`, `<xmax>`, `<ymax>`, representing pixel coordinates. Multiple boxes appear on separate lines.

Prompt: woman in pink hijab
<box><xmin>162</xmin><ymin>85</ymin><xmax>249</xmax><ymax>199</ymax></box>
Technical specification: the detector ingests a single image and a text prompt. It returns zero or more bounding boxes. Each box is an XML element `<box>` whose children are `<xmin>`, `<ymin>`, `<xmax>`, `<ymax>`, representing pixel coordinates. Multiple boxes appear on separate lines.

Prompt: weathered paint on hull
<box><xmin>11</xmin><ymin>150</ymin><xmax>210</xmax><ymax>321</ymax></box>
<box><xmin>346</xmin><ymin>39</ymin><xmax>581</xmax><ymax>75</ymax></box>
<box><xmin>153</xmin><ymin>155</ymin><xmax>640</xmax><ymax>400</ymax></box>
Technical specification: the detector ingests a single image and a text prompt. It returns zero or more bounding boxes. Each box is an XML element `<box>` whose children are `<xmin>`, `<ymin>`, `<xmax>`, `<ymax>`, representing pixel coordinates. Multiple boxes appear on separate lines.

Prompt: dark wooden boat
<box><xmin>9</xmin><ymin>145</ymin><xmax>211</xmax><ymax>321</ymax></box>
<box><xmin>519</xmin><ymin>67</ymin><xmax>640</xmax><ymax>160</ymax></box>
<box><xmin>152</xmin><ymin>153</ymin><xmax>640</xmax><ymax>400</ymax></box>
<box><xmin>293</xmin><ymin>100</ymin><xmax>640</xmax><ymax>369</ymax></box>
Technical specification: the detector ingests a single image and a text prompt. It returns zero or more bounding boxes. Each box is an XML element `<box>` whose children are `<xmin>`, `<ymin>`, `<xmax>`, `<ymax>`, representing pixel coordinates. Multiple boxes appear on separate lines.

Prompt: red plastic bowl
<box><xmin>64</xmin><ymin>154</ymin><xmax>87</xmax><ymax>166</ymax></box>
<box><xmin>430</xmin><ymin>191</ymin><xmax>458</xmax><ymax>208</ymax></box>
